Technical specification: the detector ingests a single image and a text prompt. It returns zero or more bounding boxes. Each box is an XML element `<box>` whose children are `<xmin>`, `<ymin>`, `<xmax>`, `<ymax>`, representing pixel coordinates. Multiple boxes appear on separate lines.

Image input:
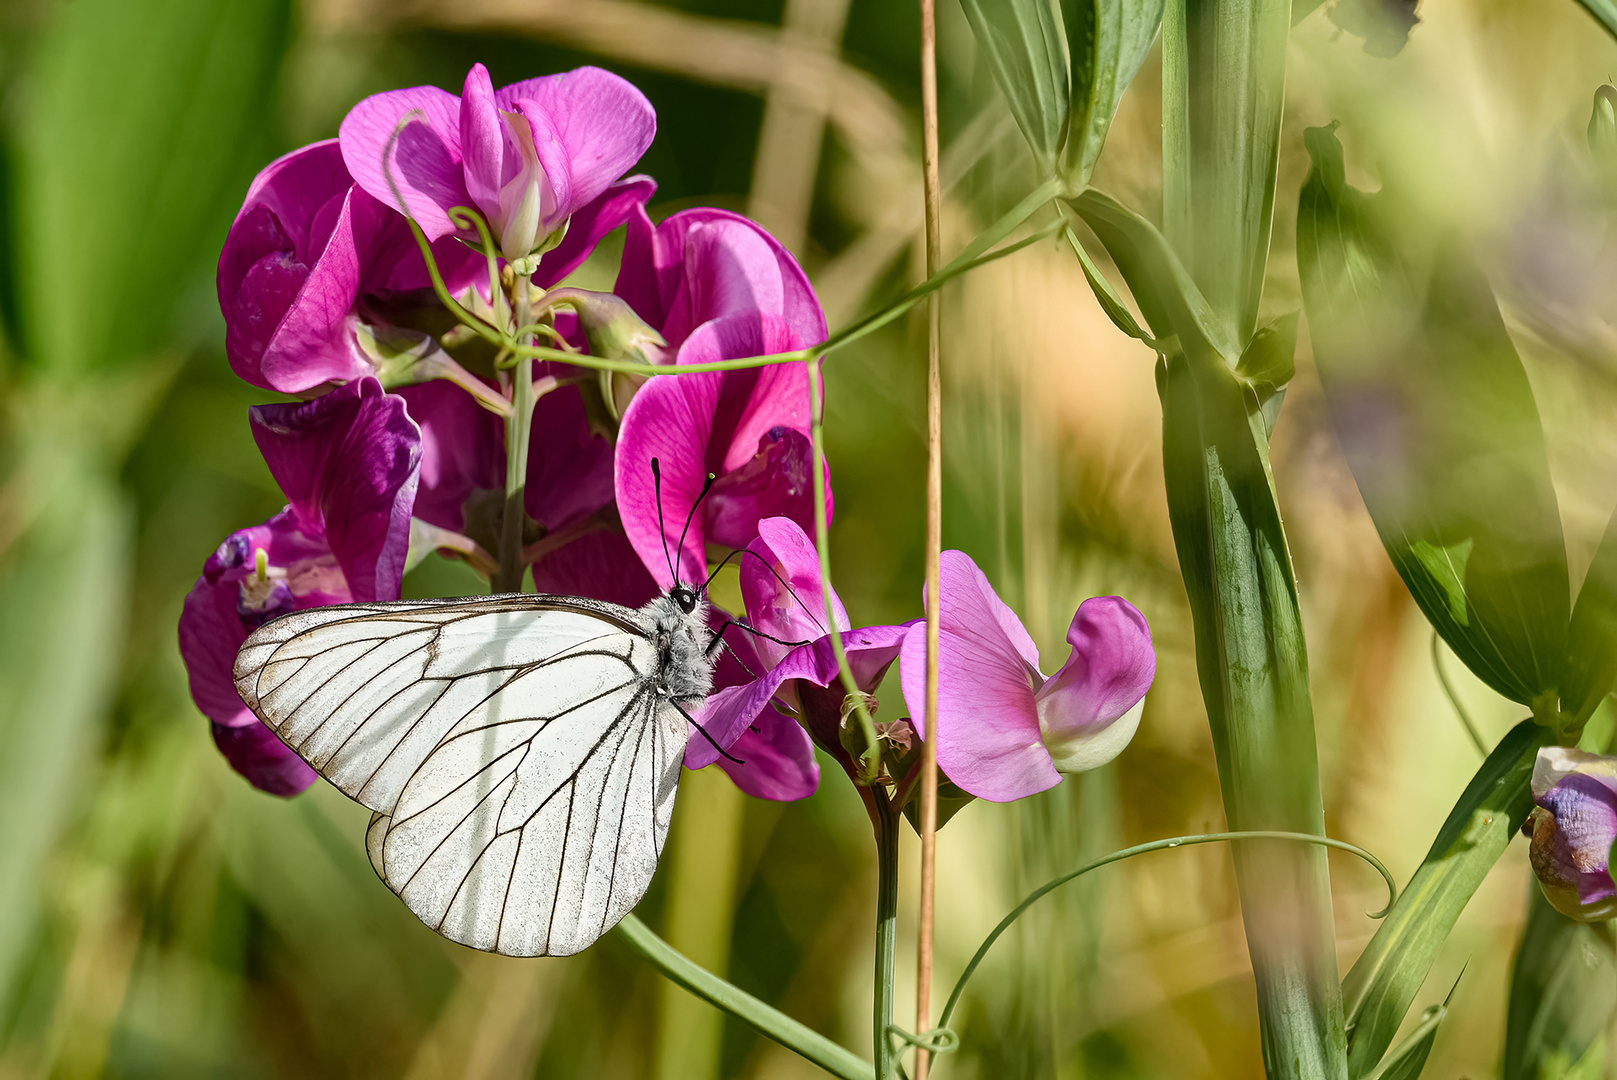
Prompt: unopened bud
<box><xmin>1590</xmin><ymin>85</ymin><xmax>1617</xmax><ymax>170</ymax></box>
<box><xmin>546</xmin><ymin>288</ymin><xmax>667</xmax><ymax>366</ymax></box>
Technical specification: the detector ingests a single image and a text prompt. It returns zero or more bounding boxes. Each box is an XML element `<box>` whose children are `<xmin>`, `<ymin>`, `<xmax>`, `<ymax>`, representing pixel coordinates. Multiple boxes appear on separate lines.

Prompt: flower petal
<box><xmin>741</xmin><ymin>516</ymin><xmax>847</xmax><ymax>668</ymax></box>
<box><xmin>524</xmin><ymin>384</ymin><xmax>615</xmax><ymax>532</ymax></box>
<box><xmin>396</xmin><ymin>380</ymin><xmax>504</xmax><ymax>533</ymax></box>
<box><xmin>902</xmin><ymin>551</ymin><xmax>1058</xmax><ymax>801</ymax></box>
<box><xmin>1529</xmin><ymin>747</ymin><xmax>1617</xmax><ymax>920</ymax></box>
<box><xmin>714</xmin><ymin>710</ymin><xmax>819</xmax><ymax>801</ymax></box>
<box><xmin>532</xmin><ymin>176</ymin><xmax>655</xmax><ymax>289</ymax></box>
<box><xmin>458</xmin><ymin>63</ymin><xmax>509</xmax><ymax>226</ymax></box>
<box><xmin>1033</xmin><ymin>596</ymin><xmax>1154</xmax><ymax>774</ymax></box>
<box><xmin>339</xmin><ymin>84</ymin><xmax>468</xmax><ymax>239</ymax></box>
<box><xmin>249</xmin><ymin>378</ymin><xmax>420</xmax><ymax>602</ymax></box>
<box><xmin>497</xmin><ymin>67</ymin><xmax>655</xmax><ymax>218</ymax></box>
<box><xmin>211</xmin><ymin>718</ymin><xmax>317</xmax><ymax>797</ymax></box>
<box><xmin>615</xmin><ymin>205</ymin><xmax>823</xmax><ymax>352</ymax></box>
<box><xmin>529</xmin><ymin>528</ymin><xmax>660</xmax><ymax>610</ymax></box>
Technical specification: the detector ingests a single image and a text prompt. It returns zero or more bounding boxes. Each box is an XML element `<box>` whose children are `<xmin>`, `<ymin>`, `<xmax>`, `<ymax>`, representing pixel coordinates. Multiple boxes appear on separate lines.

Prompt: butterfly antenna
<box><xmin>670</xmin><ymin>700</ymin><xmax>745</xmax><ymax>765</ymax></box>
<box><xmin>674</xmin><ymin>472</ymin><xmax>717</xmax><ymax>589</ymax></box>
<box><xmin>650</xmin><ymin>458</ymin><xmax>678</xmax><ymax>586</ymax></box>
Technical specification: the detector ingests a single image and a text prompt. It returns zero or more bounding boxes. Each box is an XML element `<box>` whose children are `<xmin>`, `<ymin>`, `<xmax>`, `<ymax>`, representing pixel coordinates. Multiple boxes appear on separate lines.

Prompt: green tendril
<box><xmin>1432</xmin><ymin>630</ymin><xmax>1488</xmax><ymax>757</ymax></box>
<box><xmin>447</xmin><ymin>205</ymin><xmax>506</xmax><ymax>330</ymax></box>
<box><xmin>935</xmin><ymin>830</ymin><xmax>1398</xmax><ymax>1037</ymax></box>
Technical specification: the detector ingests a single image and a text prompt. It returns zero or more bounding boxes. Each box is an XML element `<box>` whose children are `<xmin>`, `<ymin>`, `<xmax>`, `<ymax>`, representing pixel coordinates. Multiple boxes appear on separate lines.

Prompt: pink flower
<box><xmin>177</xmin><ymin>378</ymin><xmax>420</xmax><ymax>795</ymax></box>
<box><xmin>689</xmin><ymin>517</ymin><xmax>909</xmax><ymax>798</ymax></box>
<box><xmin>611</xmin><ymin>209</ymin><xmax>829</xmax><ymax>588</ymax></box>
<box><xmin>339</xmin><ymin>63</ymin><xmax>655</xmax><ymax>264</ymax></box>
<box><xmin>900</xmin><ymin>551</ymin><xmax>1154</xmax><ymax>801</ymax></box>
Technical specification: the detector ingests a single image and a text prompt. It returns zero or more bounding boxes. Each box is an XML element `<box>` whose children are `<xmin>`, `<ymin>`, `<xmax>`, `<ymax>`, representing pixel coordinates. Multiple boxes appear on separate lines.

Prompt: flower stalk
<box><xmin>496</xmin><ymin>274</ymin><xmax>535</xmax><ymax>593</ymax></box>
<box><xmin>871</xmin><ymin>788</ymin><xmax>902</xmax><ymax>1080</ymax></box>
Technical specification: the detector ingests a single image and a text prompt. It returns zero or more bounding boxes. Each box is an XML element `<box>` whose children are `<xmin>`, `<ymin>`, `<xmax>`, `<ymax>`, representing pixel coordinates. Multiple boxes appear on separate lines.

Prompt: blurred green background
<box><xmin>1</xmin><ymin>0</ymin><xmax>1615</xmax><ymax>1076</ymax></box>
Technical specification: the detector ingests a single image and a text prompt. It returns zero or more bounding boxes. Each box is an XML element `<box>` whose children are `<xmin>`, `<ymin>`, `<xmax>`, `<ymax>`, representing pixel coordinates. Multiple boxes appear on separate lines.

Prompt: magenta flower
<box><xmin>900</xmin><ymin>551</ymin><xmax>1154</xmax><ymax>802</ymax></box>
<box><xmin>1526</xmin><ymin>747</ymin><xmax>1617</xmax><ymax>922</ymax></box>
<box><xmin>177</xmin><ymin>378</ymin><xmax>420</xmax><ymax>795</ymax></box>
<box><xmin>610</xmin><ymin>210</ymin><xmax>828</xmax><ymax>586</ymax></box>
<box><xmin>340</xmin><ymin>63</ymin><xmax>655</xmax><ymax>264</ymax></box>
<box><xmin>688</xmin><ymin>517</ymin><xmax>909</xmax><ymax>798</ymax></box>
<box><xmin>218</xmin><ymin>140</ymin><xmax>485</xmax><ymax>394</ymax></box>
<box><xmin>615</xmin><ymin>206</ymin><xmax>824</xmax><ymax>357</ymax></box>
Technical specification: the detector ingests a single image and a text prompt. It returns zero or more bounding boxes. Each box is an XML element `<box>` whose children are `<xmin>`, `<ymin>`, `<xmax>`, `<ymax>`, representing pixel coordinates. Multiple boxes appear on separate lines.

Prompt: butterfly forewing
<box><xmin>233</xmin><ymin>594</ymin><xmax>694</xmax><ymax>956</ymax></box>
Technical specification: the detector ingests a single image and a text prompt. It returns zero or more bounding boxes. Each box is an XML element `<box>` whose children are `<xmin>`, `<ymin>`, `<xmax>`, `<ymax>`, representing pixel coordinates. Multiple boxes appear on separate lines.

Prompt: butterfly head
<box><xmin>670</xmin><ymin>582</ymin><xmax>700</xmax><ymax>615</ymax></box>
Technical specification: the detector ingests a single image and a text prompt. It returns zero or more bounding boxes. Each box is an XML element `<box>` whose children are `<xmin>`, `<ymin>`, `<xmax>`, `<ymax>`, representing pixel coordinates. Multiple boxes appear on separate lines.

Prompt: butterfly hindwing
<box><xmin>235</xmin><ymin>594</ymin><xmax>691</xmax><ymax>956</ymax></box>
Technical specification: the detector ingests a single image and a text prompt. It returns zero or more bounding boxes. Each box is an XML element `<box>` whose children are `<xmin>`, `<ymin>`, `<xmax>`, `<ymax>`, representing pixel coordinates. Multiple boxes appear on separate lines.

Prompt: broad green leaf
<box><xmin>1060</xmin><ymin>0</ymin><xmax>1166</xmax><ymax>184</ymax></box>
<box><xmin>0</xmin><ymin>460</ymin><xmax>130</xmax><ymax>1020</ymax></box>
<box><xmin>16</xmin><ymin>0</ymin><xmax>290</xmax><ymax>374</ymax></box>
<box><xmin>1563</xmin><ymin>504</ymin><xmax>1617</xmax><ymax>724</ymax></box>
<box><xmin>1161</xmin><ymin>0</ymin><xmax>1289</xmax><ymax>343</ymax></box>
<box><xmin>1341</xmin><ymin>720</ymin><xmax>1553</xmax><ymax>1076</ymax></box>
<box><xmin>1297</xmin><ymin>124</ymin><xmax>1569</xmax><ymax>712</ymax></box>
<box><xmin>960</xmin><ymin>0</ymin><xmax>1070</xmax><ymax>171</ymax></box>
<box><xmin>1503</xmin><ymin>885</ymin><xmax>1617</xmax><ymax>1080</ymax></box>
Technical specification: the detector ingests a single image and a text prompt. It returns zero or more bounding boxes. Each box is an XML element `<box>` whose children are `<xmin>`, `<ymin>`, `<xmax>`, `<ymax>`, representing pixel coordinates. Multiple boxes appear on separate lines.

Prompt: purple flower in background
<box><xmin>901</xmin><ymin>552</ymin><xmax>1154</xmax><ymax>802</ymax></box>
<box><xmin>1526</xmin><ymin>747</ymin><xmax>1617</xmax><ymax>922</ymax></box>
<box><xmin>218</xmin><ymin>140</ymin><xmax>483</xmax><ymax>394</ymax></box>
<box><xmin>178</xmin><ymin>378</ymin><xmax>420</xmax><ymax>795</ymax></box>
<box><xmin>689</xmin><ymin>517</ymin><xmax>908</xmax><ymax>797</ymax></box>
<box><xmin>340</xmin><ymin>63</ymin><xmax>655</xmax><ymax>264</ymax></box>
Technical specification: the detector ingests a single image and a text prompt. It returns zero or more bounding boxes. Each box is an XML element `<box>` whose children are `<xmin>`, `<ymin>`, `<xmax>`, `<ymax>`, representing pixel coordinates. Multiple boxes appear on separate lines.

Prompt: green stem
<box><xmin>805</xmin><ymin>357</ymin><xmax>881</xmax><ymax>780</ymax></box>
<box><xmin>1431</xmin><ymin>630</ymin><xmax>1488</xmax><ymax>757</ymax></box>
<box><xmin>936</xmin><ymin>831</ymin><xmax>1398</xmax><ymax>1033</ymax></box>
<box><xmin>872</xmin><ymin>791</ymin><xmax>901</xmax><ymax>1080</ymax></box>
<box><xmin>615</xmin><ymin>915</ymin><xmax>871</xmax><ymax>1080</ymax></box>
<box><xmin>496</xmin><ymin>275</ymin><xmax>534</xmax><ymax>593</ymax></box>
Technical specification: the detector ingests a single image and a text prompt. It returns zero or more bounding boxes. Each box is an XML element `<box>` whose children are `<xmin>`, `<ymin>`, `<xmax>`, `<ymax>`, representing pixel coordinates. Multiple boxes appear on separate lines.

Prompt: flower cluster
<box><xmin>179</xmin><ymin>62</ymin><xmax>1156</xmax><ymax>812</ymax></box>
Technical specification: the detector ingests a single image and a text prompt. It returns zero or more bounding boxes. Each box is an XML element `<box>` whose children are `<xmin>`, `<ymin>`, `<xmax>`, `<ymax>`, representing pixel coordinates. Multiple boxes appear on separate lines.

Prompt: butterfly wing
<box><xmin>235</xmin><ymin>596</ymin><xmax>688</xmax><ymax>956</ymax></box>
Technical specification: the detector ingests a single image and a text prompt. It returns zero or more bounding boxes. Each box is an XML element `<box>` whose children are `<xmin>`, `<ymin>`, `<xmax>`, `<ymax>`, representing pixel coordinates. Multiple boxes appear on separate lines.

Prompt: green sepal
<box><xmin>1297</xmin><ymin>123</ymin><xmax>1569</xmax><ymax>711</ymax></box>
<box><xmin>1341</xmin><ymin>720</ymin><xmax>1555</xmax><ymax>1075</ymax></box>
<box><xmin>901</xmin><ymin>777</ymin><xmax>976</xmax><ymax>834</ymax></box>
<box><xmin>1502</xmin><ymin>885</ymin><xmax>1617</xmax><ymax>1080</ymax></box>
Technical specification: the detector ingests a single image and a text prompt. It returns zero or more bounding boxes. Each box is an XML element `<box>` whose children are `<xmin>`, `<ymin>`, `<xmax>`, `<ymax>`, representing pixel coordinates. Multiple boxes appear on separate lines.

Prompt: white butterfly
<box><xmin>232</xmin><ymin>583</ymin><xmax>714</xmax><ymax>956</ymax></box>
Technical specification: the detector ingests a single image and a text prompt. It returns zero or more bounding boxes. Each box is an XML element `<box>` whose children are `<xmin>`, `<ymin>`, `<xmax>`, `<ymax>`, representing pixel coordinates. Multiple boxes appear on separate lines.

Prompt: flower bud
<box><xmin>1589</xmin><ymin>85</ymin><xmax>1617</xmax><ymax>174</ymax></box>
<box><xmin>1526</xmin><ymin>746</ymin><xmax>1617</xmax><ymax>923</ymax></box>
<box><xmin>548</xmin><ymin>288</ymin><xmax>668</xmax><ymax>365</ymax></box>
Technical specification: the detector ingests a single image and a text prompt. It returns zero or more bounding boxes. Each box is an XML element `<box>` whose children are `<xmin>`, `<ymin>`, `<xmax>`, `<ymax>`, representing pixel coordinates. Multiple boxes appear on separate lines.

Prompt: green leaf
<box><xmin>1575</xmin><ymin>0</ymin><xmax>1617</xmax><ymax>42</ymax></box>
<box><xmin>1297</xmin><ymin>124</ymin><xmax>1569</xmax><ymax>712</ymax></box>
<box><xmin>1340</xmin><ymin>720</ymin><xmax>1554</xmax><ymax>1076</ymax></box>
<box><xmin>0</xmin><ymin>460</ymin><xmax>130</xmax><ymax>1020</ymax></box>
<box><xmin>1063</xmin><ymin>224</ymin><xmax>1154</xmax><ymax>343</ymax></box>
<box><xmin>1563</xmin><ymin>505</ymin><xmax>1617</xmax><ymax>724</ymax></box>
<box><xmin>1161</xmin><ymin>0</ymin><xmax>1289</xmax><ymax>343</ymax></box>
<box><xmin>1237</xmin><ymin>312</ymin><xmax>1297</xmax><ymax>438</ymax></box>
<box><xmin>1060</xmin><ymin>0</ymin><xmax>1166</xmax><ymax>184</ymax></box>
<box><xmin>1066</xmin><ymin>187</ymin><xmax>1236</xmax><ymax>358</ymax></box>
<box><xmin>1156</xmin><ymin>345</ymin><xmax>1347</xmax><ymax>1080</ymax></box>
<box><xmin>16</xmin><ymin>0</ymin><xmax>291</xmax><ymax>373</ymax></box>
<box><xmin>959</xmin><ymin>0</ymin><xmax>1070</xmax><ymax>171</ymax></box>
<box><xmin>1360</xmin><ymin>1003</ymin><xmax>1444</xmax><ymax>1080</ymax></box>
<box><xmin>1503</xmin><ymin>885</ymin><xmax>1617</xmax><ymax>1080</ymax></box>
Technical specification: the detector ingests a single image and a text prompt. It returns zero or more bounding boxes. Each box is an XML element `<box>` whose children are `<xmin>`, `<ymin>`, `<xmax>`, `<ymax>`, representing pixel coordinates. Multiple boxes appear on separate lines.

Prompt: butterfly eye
<box><xmin>673</xmin><ymin>585</ymin><xmax>697</xmax><ymax>614</ymax></box>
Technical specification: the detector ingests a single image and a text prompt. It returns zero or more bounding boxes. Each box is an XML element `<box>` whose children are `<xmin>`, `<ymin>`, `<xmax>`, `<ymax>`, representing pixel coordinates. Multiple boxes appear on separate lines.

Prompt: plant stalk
<box><xmin>497</xmin><ymin>274</ymin><xmax>534</xmax><ymax>593</ymax></box>
<box><xmin>872</xmin><ymin>790</ymin><xmax>901</xmax><ymax>1080</ymax></box>
<box><xmin>915</xmin><ymin>0</ymin><xmax>943</xmax><ymax>1074</ymax></box>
